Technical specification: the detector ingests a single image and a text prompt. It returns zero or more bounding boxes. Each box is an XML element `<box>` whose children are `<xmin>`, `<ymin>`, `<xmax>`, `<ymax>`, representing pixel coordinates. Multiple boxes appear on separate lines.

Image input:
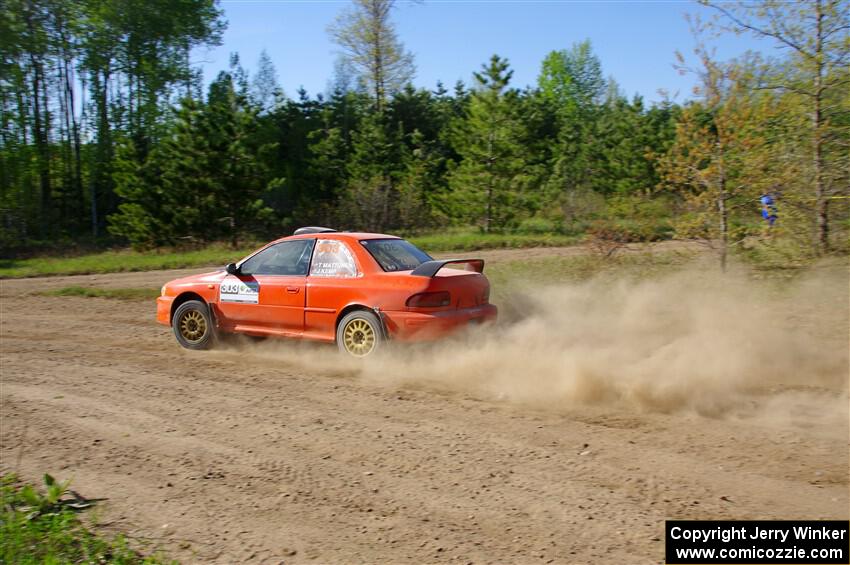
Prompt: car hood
<box><xmin>165</xmin><ymin>270</ymin><xmax>227</xmax><ymax>288</ymax></box>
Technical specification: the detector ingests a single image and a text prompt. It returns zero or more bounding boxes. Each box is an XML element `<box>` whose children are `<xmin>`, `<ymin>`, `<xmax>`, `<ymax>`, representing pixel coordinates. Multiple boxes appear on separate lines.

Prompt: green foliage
<box><xmin>2</xmin><ymin>0</ymin><xmax>845</xmax><ymax>267</ymax></box>
<box><xmin>109</xmin><ymin>73</ymin><xmax>276</xmax><ymax>249</ymax></box>
<box><xmin>1</xmin><ymin>474</ymin><xmax>174</xmax><ymax>564</ymax></box>
<box><xmin>14</xmin><ymin>474</ymin><xmax>73</xmax><ymax>520</ymax></box>
<box><xmin>515</xmin><ymin>217</ymin><xmax>559</xmax><ymax>235</ymax></box>
<box><xmin>0</xmin><ymin>0</ymin><xmax>225</xmax><ymax>245</ymax></box>
<box><xmin>337</xmin><ymin>112</ymin><xmax>406</xmax><ymax>230</ymax></box>
<box><xmin>600</xmin><ymin>194</ymin><xmax>675</xmax><ymax>241</ymax></box>
<box><xmin>699</xmin><ymin>0</ymin><xmax>850</xmax><ymax>255</ymax></box>
<box><xmin>538</xmin><ymin>42</ymin><xmax>679</xmax><ymax>227</ymax></box>
<box><xmin>446</xmin><ymin>55</ymin><xmax>531</xmax><ymax>232</ymax></box>
<box><xmin>538</xmin><ymin>40</ymin><xmax>605</xmax><ymax>114</ymax></box>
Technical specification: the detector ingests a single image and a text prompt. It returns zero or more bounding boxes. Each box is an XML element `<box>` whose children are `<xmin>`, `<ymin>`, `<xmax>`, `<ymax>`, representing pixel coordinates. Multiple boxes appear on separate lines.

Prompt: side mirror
<box><xmin>225</xmin><ymin>262</ymin><xmax>240</xmax><ymax>275</ymax></box>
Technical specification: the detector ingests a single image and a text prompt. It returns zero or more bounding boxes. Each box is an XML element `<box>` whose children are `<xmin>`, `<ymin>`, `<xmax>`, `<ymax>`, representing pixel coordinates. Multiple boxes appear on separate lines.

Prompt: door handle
<box><xmin>286</xmin><ymin>286</ymin><xmax>300</xmax><ymax>294</ymax></box>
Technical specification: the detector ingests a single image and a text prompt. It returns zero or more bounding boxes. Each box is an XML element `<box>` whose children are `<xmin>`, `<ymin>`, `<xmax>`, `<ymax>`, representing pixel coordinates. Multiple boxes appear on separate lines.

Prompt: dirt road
<box><xmin>1</xmin><ymin>245</ymin><xmax>847</xmax><ymax>564</ymax></box>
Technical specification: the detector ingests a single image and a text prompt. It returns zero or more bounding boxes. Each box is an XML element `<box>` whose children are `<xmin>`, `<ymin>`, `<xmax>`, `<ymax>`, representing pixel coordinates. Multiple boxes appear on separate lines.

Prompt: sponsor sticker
<box><xmin>220</xmin><ymin>275</ymin><xmax>259</xmax><ymax>304</ymax></box>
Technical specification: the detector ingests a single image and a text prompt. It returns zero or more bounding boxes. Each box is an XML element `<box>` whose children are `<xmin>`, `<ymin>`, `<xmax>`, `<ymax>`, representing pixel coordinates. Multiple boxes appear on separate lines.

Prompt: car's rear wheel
<box><xmin>173</xmin><ymin>300</ymin><xmax>215</xmax><ymax>350</ymax></box>
<box><xmin>337</xmin><ymin>310</ymin><xmax>383</xmax><ymax>357</ymax></box>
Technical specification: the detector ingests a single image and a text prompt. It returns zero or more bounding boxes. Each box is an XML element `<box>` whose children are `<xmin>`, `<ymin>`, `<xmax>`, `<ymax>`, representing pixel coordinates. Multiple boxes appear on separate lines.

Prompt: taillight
<box><xmin>406</xmin><ymin>291</ymin><xmax>451</xmax><ymax>308</ymax></box>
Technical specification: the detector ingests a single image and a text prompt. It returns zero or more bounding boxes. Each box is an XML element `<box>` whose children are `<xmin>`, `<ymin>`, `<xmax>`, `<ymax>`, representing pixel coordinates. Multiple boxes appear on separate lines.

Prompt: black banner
<box><xmin>666</xmin><ymin>520</ymin><xmax>850</xmax><ymax>564</ymax></box>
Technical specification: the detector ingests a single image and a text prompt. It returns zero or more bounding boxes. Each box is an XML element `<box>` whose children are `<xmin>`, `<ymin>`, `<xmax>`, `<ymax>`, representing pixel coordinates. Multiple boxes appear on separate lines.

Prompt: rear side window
<box><xmin>310</xmin><ymin>239</ymin><xmax>358</xmax><ymax>278</ymax></box>
<box><xmin>361</xmin><ymin>239</ymin><xmax>432</xmax><ymax>272</ymax></box>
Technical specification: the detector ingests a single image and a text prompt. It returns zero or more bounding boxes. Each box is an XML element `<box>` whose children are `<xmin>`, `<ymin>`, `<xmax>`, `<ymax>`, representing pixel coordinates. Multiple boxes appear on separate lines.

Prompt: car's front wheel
<box><xmin>337</xmin><ymin>310</ymin><xmax>383</xmax><ymax>357</ymax></box>
<box><xmin>172</xmin><ymin>300</ymin><xmax>215</xmax><ymax>350</ymax></box>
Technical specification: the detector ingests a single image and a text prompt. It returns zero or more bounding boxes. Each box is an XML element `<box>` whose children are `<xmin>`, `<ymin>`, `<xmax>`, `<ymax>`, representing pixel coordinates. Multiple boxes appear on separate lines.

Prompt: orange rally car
<box><xmin>156</xmin><ymin>228</ymin><xmax>498</xmax><ymax>357</ymax></box>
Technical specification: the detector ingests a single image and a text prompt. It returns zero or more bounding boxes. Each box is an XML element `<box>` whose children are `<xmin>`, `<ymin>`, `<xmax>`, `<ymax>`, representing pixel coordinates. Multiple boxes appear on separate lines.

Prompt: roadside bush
<box><xmin>1</xmin><ymin>474</ymin><xmax>172</xmax><ymax>564</ymax></box>
<box><xmin>515</xmin><ymin>216</ymin><xmax>560</xmax><ymax>235</ymax></box>
<box><xmin>735</xmin><ymin>231</ymin><xmax>816</xmax><ymax>271</ymax></box>
<box><xmin>558</xmin><ymin>187</ymin><xmax>607</xmax><ymax>226</ymax></box>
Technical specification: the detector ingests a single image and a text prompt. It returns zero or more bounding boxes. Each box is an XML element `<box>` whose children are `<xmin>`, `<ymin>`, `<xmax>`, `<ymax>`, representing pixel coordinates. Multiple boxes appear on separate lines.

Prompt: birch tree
<box><xmin>328</xmin><ymin>0</ymin><xmax>415</xmax><ymax>113</ymax></box>
<box><xmin>703</xmin><ymin>0</ymin><xmax>850</xmax><ymax>254</ymax></box>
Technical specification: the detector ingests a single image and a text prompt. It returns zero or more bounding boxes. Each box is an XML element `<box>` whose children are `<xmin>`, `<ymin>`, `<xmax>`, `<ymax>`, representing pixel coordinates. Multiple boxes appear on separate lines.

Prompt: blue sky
<box><xmin>196</xmin><ymin>0</ymin><xmax>768</xmax><ymax>104</ymax></box>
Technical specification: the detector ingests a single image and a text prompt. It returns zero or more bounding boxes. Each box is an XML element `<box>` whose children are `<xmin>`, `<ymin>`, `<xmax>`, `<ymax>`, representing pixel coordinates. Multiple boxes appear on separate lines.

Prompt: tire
<box><xmin>172</xmin><ymin>300</ymin><xmax>216</xmax><ymax>350</ymax></box>
<box><xmin>336</xmin><ymin>310</ymin><xmax>383</xmax><ymax>358</ymax></box>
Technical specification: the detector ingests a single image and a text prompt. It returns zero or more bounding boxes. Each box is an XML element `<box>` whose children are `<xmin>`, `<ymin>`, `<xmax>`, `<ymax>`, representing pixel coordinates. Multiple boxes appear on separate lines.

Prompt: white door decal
<box><xmin>220</xmin><ymin>276</ymin><xmax>260</xmax><ymax>304</ymax></box>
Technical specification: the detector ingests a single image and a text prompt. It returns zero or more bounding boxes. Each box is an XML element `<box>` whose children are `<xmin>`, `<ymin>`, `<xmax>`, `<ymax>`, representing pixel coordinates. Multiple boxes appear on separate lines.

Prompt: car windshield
<box><xmin>361</xmin><ymin>239</ymin><xmax>432</xmax><ymax>272</ymax></box>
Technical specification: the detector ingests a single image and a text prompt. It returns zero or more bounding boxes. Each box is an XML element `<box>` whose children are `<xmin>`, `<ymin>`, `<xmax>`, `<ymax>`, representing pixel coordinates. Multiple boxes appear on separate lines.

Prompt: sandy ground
<box><xmin>0</xmin><ymin>243</ymin><xmax>847</xmax><ymax>564</ymax></box>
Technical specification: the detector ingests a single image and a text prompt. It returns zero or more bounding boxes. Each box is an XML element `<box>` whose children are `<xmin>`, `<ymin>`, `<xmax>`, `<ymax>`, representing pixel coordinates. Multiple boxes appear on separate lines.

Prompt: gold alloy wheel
<box><xmin>178</xmin><ymin>310</ymin><xmax>207</xmax><ymax>343</ymax></box>
<box><xmin>342</xmin><ymin>318</ymin><xmax>376</xmax><ymax>357</ymax></box>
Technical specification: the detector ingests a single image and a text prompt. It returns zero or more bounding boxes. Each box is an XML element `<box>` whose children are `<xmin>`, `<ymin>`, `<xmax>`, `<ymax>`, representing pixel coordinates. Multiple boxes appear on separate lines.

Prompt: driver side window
<box><xmin>240</xmin><ymin>240</ymin><xmax>315</xmax><ymax>276</ymax></box>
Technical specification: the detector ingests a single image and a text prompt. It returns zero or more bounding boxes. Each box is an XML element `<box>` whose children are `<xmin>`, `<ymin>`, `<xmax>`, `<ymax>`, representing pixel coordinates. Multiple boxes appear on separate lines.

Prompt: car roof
<box><xmin>275</xmin><ymin>232</ymin><xmax>401</xmax><ymax>244</ymax></box>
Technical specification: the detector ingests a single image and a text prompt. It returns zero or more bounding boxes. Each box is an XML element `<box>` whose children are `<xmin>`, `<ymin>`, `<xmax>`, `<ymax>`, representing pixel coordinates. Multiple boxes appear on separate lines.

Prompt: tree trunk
<box><xmin>813</xmin><ymin>0</ymin><xmax>828</xmax><ymax>254</ymax></box>
<box><xmin>485</xmin><ymin>131</ymin><xmax>494</xmax><ymax>233</ymax></box>
<box><xmin>716</xmin><ymin>140</ymin><xmax>728</xmax><ymax>273</ymax></box>
<box><xmin>718</xmin><ymin>190</ymin><xmax>728</xmax><ymax>273</ymax></box>
<box><xmin>65</xmin><ymin>56</ymin><xmax>85</xmax><ymax>226</ymax></box>
<box><xmin>90</xmin><ymin>68</ymin><xmax>112</xmax><ymax>238</ymax></box>
<box><xmin>14</xmin><ymin>78</ymin><xmax>31</xmax><ymax>238</ymax></box>
<box><xmin>58</xmin><ymin>62</ymin><xmax>72</xmax><ymax>224</ymax></box>
<box><xmin>30</xmin><ymin>55</ymin><xmax>52</xmax><ymax>237</ymax></box>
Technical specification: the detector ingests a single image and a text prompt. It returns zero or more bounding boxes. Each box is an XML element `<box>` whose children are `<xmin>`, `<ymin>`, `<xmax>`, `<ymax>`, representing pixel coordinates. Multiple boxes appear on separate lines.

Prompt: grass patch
<box><xmin>1</xmin><ymin>474</ymin><xmax>174</xmax><ymax>564</ymax></box>
<box><xmin>409</xmin><ymin>231</ymin><xmax>580</xmax><ymax>253</ymax></box>
<box><xmin>0</xmin><ymin>232</ymin><xmax>584</xmax><ymax>279</ymax></box>
<box><xmin>0</xmin><ymin>244</ymin><xmax>253</xmax><ymax>279</ymax></box>
<box><xmin>38</xmin><ymin>286</ymin><xmax>161</xmax><ymax>300</ymax></box>
<box><xmin>486</xmin><ymin>249</ymin><xmax>699</xmax><ymax>301</ymax></box>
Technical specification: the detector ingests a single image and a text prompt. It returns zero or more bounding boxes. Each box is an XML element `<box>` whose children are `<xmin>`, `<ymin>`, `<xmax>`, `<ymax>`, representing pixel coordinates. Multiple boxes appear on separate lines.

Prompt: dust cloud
<box><xmin>222</xmin><ymin>262</ymin><xmax>849</xmax><ymax>422</ymax></box>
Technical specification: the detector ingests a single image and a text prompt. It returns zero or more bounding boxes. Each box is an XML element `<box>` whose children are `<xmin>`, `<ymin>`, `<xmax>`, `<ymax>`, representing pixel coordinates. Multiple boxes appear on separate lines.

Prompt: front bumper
<box><xmin>382</xmin><ymin>303</ymin><xmax>498</xmax><ymax>341</ymax></box>
<box><xmin>156</xmin><ymin>296</ymin><xmax>174</xmax><ymax>326</ymax></box>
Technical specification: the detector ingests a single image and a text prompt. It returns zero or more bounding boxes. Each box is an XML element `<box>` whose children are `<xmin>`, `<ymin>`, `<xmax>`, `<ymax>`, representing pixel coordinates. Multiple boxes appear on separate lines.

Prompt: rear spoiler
<box><xmin>411</xmin><ymin>259</ymin><xmax>485</xmax><ymax>277</ymax></box>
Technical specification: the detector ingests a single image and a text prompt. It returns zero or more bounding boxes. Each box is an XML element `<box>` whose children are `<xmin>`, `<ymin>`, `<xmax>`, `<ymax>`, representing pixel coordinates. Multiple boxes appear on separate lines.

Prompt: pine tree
<box><xmin>396</xmin><ymin>130</ymin><xmax>444</xmax><ymax>230</ymax></box>
<box><xmin>447</xmin><ymin>55</ymin><xmax>528</xmax><ymax>232</ymax></box>
<box><xmin>251</xmin><ymin>49</ymin><xmax>283</xmax><ymax>114</ymax></box>
<box><xmin>340</xmin><ymin>112</ymin><xmax>405</xmax><ymax>231</ymax></box>
<box><xmin>538</xmin><ymin>40</ymin><xmax>605</xmax><ymax>116</ymax></box>
<box><xmin>540</xmin><ymin>41</ymin><xmax>607</xmax><ymax>208</ymax></box>
<box><xmin>109</xmin><ymin>73</ymin><xmax>276</xmax><ymax>248</ymax></box>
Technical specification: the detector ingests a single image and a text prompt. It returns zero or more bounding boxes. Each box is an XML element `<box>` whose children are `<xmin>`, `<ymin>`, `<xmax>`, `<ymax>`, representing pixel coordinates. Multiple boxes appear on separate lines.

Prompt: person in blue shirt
<box><xmin>760</xmin><ymin>192</ymin><xmax>778</xmax><ymax>227</ymax></box>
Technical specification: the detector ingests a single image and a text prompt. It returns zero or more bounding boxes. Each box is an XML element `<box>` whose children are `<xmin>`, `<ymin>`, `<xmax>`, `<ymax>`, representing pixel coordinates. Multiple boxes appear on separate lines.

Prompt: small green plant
<box><xmin>13</xmin><ymin>474</ymin><xmax>81</xmax><ymax>521</ymax></box>
<box><xmin>1</xmin><ymin>474</ymin><xmax>175</xmax><ymax>564</ymax></box>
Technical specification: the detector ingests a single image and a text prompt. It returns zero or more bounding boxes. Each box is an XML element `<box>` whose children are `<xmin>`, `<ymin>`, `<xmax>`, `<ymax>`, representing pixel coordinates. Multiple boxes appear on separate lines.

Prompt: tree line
<box><xmin>1</xmin><ymin>0</ymin><xmax>847</xmax><ymax>262</ymax></box>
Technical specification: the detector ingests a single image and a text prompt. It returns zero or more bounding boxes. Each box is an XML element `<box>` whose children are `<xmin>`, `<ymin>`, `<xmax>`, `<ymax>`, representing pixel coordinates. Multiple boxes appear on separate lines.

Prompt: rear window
<box><xmin>361</xmin><ymin>239</ymin><xmax>432</xmax><ymax>272</ymax></box>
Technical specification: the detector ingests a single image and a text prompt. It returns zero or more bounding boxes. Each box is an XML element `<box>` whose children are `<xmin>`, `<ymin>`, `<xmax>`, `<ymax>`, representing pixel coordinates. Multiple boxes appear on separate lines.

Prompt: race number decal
<box><xmin>219</xmin><ymin>276</ymin><xmax>259</xmax><ymax>304</ymax></box>
<box><xmin>310</xmin><ymin>239</ymin><xmax>358</xmax><ymax>278</ymax></box>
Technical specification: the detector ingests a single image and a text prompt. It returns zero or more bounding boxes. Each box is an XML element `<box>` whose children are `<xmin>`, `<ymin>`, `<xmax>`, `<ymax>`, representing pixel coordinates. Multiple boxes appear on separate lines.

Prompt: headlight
<box><xmin>161</xmin><ymin>284</ymin><xmax>168</xmax><ymax>296</ymax></box>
